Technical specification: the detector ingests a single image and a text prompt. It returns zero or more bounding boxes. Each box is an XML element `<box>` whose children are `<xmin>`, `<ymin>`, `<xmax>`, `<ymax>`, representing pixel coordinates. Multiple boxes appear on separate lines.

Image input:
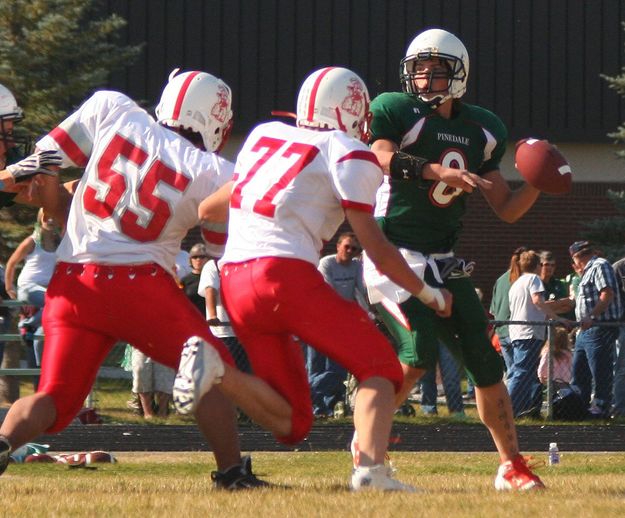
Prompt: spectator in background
<box><xmin>198</xmin><ymin>256</ymin><xmax>251</xmax><ymax>374</ymax></box>
<box><xmin>4</xmin><ymin>208</ymin><xmax>62</xmax><ymax>373</ymax></box>
<box><xmin>419</xmin><ymin>341</ymin><xmax>465</xmax><ymax>418</ymax></box>
<box><xmin>490</xmin><ymin>246</ymin><xmax>527</xmax><ymax>376</ymax></box>
<box><xmin>131</xmin><ymin>347</ymin><xmax>175</xmax><ymax>419</ymax></box>
<box><xmin>507</xmin><ymin>250</ymin><xmax>564</xmax><ymax>417</ymax></box>
<box><xmin>612</xmin><ymin>256</ymin><xmax>625</xmax><ymax>419</ymax></box>
<box><xmin>307</xmin><ymin>232</ymin><xmax>366</xmax><ymax>418</ymax></box>
<box><xmin>173</xmin><ymin>248</ymin><xmax>192</xmax><ymax>283</ymax></box>
<box><xmin>569</xmin><ymin>241</ymin><xmax>623</xmax><ymax>419</ymax></box>
<box><xmin>180</xmin><ymin>243</ymin><xmax>210</xmax><ymax>315</ymax></box>
<box><xmin>0</xmin><ymin>263</ymin><xmax>12</xmax><ymax>366</ymax></box>
<box><xmin>537</xmin><ymin>327</ymin><xmax>573</xmax><ymax>388</ymax></box>
<box><xmin>539</xmin><ymin>250</ymin><xmax>575</xmax><ymax>319</ymax></box>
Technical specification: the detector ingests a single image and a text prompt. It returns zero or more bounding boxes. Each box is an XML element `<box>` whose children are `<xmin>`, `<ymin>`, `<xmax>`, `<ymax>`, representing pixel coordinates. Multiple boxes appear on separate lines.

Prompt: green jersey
<box><xmin>371</xmin><ymin>92</ymin><xmax>508</xmax><ymax>253</ymax></box>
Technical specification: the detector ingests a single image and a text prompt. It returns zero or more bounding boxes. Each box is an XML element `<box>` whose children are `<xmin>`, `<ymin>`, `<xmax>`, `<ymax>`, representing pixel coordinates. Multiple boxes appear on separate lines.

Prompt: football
<box><xmin>514</xmin><ymin>138</ymin><xmax>572</xmax><ymax>194</ymax></box>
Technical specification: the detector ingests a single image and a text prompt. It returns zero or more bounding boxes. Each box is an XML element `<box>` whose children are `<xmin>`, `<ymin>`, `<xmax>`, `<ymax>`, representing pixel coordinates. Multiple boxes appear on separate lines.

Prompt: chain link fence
<box><xmin>1</xmin><ymin>298</ymin><xmax>623</xmax><ymax>425</ymax></box>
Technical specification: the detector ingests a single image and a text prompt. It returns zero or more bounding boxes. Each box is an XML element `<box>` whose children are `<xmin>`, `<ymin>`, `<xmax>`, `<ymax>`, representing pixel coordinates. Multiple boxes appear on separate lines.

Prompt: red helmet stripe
<box><xmin>307</xmin><ymin>67</ymin><xmax>335</xmax><ymax>121</ymax></box>
<box><xmin>172</xmin><ymin>71</ymin><xmax>200</xmax><ymax>120</ymax></box>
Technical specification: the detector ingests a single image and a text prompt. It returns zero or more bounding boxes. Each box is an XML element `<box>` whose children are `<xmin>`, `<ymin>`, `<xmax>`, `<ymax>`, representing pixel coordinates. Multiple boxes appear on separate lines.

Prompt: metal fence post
<box><xmin>546</xmin><ymin>321</ymin><xmax>554</xmax><ymax>421</ymax></box>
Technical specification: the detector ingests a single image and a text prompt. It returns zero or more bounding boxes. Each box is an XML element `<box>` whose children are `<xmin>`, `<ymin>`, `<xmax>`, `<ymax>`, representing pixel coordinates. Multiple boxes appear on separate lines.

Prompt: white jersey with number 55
<box><xmin>221</xmin><ymin>121</ymin><xmax>383</xmax><ymax>266</ymax></box>
<box><xmin>36</xmin><ymin>91</ymin><xmax>233</xmax><ymax>273</ymax></box>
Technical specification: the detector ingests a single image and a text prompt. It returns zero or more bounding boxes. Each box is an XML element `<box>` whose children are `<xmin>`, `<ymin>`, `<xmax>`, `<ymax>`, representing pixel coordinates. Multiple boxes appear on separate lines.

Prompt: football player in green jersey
<box><xmin>367</xmin><ymin>28</ymin><xmax>544</xmax><ymax>490</ymax></box>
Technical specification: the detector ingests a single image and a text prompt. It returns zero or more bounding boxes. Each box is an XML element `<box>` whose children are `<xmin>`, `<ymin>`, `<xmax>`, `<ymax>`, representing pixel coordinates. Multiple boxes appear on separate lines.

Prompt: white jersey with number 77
<box><xmin>221</xmin><ymin>121</ymin><xmax>383</xmax><ymax>266</ymax></box>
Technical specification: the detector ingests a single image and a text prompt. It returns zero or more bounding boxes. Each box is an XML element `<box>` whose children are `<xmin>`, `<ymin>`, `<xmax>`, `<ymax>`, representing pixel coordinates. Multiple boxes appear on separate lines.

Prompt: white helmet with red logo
<box><xmin>296</xmin><ymin>67</ymin><xmax>372</xmax><ymax>143</ymax></box>
<box><xmin>155</xmin><ymin>69</ymin><xmax>233</xmax><ymax>152</ymax></box>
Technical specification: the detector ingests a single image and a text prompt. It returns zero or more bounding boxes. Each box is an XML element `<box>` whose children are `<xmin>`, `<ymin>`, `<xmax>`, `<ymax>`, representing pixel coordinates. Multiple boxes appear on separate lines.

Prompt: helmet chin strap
<box><xmin>419</xmin><ymin>92</ymin><xmax>451</xmax><ymax>109</ymax></box>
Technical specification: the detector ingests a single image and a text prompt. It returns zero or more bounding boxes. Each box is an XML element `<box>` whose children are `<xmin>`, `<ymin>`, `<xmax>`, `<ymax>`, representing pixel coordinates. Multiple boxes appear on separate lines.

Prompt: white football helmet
<box><xmin>0</xmin><ymin>83</ymin><xmax>27</xmax><ymax>154</ymax></box>
<box><xmin>400</xmin><ymin>29</ymin><xmax>469</xmax><ymax>108</ymax></box>
<box><xmin>155</xmin><ymin>69</ymin><xmax>233</xmax><ymax>152</ymax></box>
<box><xmin>296</xmin><ymin>67</ymin><xmax>372</xmax><ymax>143</ymax></box>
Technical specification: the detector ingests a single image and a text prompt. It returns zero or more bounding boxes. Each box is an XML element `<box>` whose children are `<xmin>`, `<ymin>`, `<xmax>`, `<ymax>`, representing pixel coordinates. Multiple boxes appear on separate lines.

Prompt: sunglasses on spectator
<box><xmin>344</xmin><ymin>245</ymin><xmax>361</xmax><ymax>252</ymax></box>
<box><xmin>541</xmin><ymin>262</ymin><xmax>556</xmax><ymax>267</ymax></box>
<box><xmin>191</xmin><ymin>255</ymin><xmax>208</xmax><ymax>259</ymax></box>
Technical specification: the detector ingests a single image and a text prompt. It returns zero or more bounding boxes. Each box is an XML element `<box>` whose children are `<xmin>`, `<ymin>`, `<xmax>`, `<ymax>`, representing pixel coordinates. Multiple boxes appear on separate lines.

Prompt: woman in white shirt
<box><xmin>4</xmin><ymin>209</ymin><xmax>61</xmax><ymax>366</ymax></box>
<box><xmin>507</xmin><ymin>250</ymin><xmax>562</xmax><ymax>417</ymax></box>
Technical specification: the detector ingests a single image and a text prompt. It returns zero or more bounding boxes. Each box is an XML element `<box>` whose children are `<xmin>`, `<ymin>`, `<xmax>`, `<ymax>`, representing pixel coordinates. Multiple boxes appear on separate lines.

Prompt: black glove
<box><xmin>389</xmin><ymin>151</ymin><xmax>429</xmax><ymax>184</ymax></box>
<box><xmin>6</xmin><ymin>150</ymin><xmax>62</xmax><ymax>182</ymax></box>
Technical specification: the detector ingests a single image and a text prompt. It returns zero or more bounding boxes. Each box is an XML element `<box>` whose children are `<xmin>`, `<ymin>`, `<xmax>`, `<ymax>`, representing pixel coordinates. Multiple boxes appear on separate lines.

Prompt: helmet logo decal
<box><xmin>341</xmin><ymin>78</ymin><xmax>364</xmax><ymax>117</ymax></box>
<box><xmin>211</xmin><ymin>84</ymin><xmax>230</xmax><ymax>123</ymax></box>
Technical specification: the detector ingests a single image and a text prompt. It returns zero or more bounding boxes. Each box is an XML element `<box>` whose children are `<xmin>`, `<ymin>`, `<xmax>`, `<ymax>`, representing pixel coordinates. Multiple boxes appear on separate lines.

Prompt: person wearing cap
<box><xmin>538</xmin><ymin>250</ymin><xmax>575</xmax><ymax>318</ymax></box>
<box><xmin>180</xmin><ymin>243</ymin><xmax>211</xmax><ymax>315</ymax></box>
<box><xmin>569</xmin><ymin>240</ymin><xmax>623</xmax><ymax>418</ymax></box>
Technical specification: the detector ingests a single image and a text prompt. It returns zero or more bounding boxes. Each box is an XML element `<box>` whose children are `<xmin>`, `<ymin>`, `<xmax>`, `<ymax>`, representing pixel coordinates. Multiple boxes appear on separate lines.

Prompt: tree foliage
<box><xmin>0</xmin><ymin>0</ymin><xmax>143</xmax><ymax>261</ymax></box>
<box><xmin>581</xmin><ymin>189</ymin><xmax>625</xmax><ymax>262</ymax></box>
<box><xmin>602</xmin><ymin>22</ymin><xmax>625</xmax><ymax>159</ymax></box>
<box><xmin>0</xmin><ymin>0</ymin><xmax>143</xmax><ymax>137</ymax></box>
<box><xmin>582</xmin><ymin>22</ymin><xmax>625</xmax><ymax>263</ymax></box>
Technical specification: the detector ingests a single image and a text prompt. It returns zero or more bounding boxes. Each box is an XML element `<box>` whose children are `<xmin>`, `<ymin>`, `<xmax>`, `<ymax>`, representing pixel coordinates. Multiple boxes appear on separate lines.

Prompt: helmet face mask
<box><xmin>400</xmin><ymin>29</ymin><xmax>469</xmax><ymax>108</ymax></box>
<box><xmin>296</xmin><ymin>67</ymin><xmax>372</xmax><ymax>143</ymax></box>
<box><xmin>155</xmin><ymin>69</ymin><xmax>233</xmax><ymax>153</ymax></box>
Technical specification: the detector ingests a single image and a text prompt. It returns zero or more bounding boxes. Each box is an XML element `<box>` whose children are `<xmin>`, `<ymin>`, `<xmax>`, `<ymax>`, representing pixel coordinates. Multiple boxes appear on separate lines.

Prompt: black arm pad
<box><xmin>389</xmin><ymin>151</ymin><xmax>429</xmax><ymax>182</ymax></box>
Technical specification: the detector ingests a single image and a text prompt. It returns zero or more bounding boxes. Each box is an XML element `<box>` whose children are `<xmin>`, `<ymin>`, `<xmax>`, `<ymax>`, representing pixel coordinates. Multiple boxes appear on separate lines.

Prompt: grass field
<box><xmin>3</xmin><ymin>451</ymin><xmax>625</xmax><ymax>517</ymax></box>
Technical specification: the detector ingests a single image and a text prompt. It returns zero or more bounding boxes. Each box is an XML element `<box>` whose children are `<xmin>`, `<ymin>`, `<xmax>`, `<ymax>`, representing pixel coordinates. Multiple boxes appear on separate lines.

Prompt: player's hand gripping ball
<box><xmin>514</xmin><ymin>138</ymin><xmax>572</xmax><ymax>194</ymax></box>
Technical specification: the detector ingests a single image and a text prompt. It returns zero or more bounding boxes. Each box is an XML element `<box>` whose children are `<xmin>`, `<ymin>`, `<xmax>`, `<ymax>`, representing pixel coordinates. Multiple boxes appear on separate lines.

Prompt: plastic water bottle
<box><xmin>548</xmin><ymin>442</ymin><xmax>560</xmax><ymax>466</ymax></box>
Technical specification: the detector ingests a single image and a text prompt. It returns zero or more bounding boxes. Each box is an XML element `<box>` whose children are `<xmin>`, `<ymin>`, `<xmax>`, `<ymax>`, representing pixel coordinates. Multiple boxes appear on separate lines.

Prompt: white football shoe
<box><xmin>173</xmin><ymin>336</ymin><xmax>224</xmax><ymax>415</ymax></box>
<box><xmin>351</xmin><ymin>464</ymin><xmax>418</xmax><ymax>492</ymax></box>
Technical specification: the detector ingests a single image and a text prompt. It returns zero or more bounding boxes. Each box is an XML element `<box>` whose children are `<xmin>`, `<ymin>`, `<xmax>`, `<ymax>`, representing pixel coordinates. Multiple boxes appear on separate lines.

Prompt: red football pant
<box><xmin>41</xmin><ymin>262</ymin><xmax>233</xmax><ymax>432</ymax></box>
<box><xmin>221</xmin><ymin>257</ymin><xmax>402</xmax><ymax>445</ymax></box>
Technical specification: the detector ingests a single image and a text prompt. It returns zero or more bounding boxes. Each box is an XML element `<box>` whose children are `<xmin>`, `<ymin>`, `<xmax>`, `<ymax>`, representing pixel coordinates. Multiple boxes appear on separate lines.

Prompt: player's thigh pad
<box><xmin>438</xmin><ymin>277</ymin><xmax>504</xmax><ymax>387</ymax></box>
<box><xmin>223</xmin><ymin>258</ymin><xmax>401</xmax><ymax>391</ymax></box>
<box><xmin>221</xmin><ymin>261</ymin><xmax>313</xmax><ymax>444</ymax></box>
<box><xmin>42</xmin><ymin>278</ymin><xmax>117</xmax><ymax>432</ymax></box>
<box><xmin>375</xmin><ymin>296</ymin><xmax>440</xmax><ymax>371</ymax></box>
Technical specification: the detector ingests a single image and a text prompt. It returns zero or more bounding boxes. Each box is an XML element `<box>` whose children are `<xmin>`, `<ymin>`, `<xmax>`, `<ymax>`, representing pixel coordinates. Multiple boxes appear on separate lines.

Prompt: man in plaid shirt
<box><xmin>569</xmin><ymin>241</ymin><xmax>623</xmax><ymax>418</ymax></box>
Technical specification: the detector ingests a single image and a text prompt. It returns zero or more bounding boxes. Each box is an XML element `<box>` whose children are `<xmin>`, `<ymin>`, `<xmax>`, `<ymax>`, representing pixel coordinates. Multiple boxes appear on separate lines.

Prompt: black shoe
<box><xmin>211</xmin><ymin>455</ymin><xmax>271</xmax><ymax>490</ymax></box>
<box><xmin>0</xmin><ymin>437</ymin><xmax>11</xmax><ymax>476</ymax></box>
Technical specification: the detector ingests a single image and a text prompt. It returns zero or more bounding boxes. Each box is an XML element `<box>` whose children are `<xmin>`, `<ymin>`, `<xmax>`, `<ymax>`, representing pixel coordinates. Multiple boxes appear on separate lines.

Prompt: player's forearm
<box><xmin>0</xmin><ymin>170</ymin><xmax>16</xmax><ymax>191</ymax></box>
<box><xmin>483</xmin><ymin>172</ymin><xmax>540</xmax><ymax>223</ymax></box>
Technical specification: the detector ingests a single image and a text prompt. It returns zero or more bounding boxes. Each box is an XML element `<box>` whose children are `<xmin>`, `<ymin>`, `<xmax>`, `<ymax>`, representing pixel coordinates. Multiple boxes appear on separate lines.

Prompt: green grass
<box><xmin>3</xmin><ymin>452</ymin><xmax>625</xmax><ymax>517</ymax></box>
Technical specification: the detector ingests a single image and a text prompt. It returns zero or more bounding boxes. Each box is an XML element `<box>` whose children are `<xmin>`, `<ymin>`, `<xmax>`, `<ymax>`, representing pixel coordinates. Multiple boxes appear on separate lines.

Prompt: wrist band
<box><xmin>417</xmin><ymin>284</ymin><xmax>446</xmax><ymax>311</ymax></box>
<box><xmin>389</xmin><ymin>151</ymin><xmax>429</xmax><ymax>186</ymax></box>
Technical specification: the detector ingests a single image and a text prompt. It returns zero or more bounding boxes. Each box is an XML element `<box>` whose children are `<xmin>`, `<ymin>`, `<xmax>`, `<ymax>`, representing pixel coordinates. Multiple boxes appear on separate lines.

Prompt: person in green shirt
<box><xmin>490</xmin><ymin>247</ymin><xmax>528</xmax><ymax>375</ymax></box>
<box><xmin>367</xmin><ymin>28</ymin><xmax>544</xmax><ymax>490</ymax></box>
<box><xmin>539</xmin><ymin>250</ymin><xmax>575</xmax><ymax>319</ymax></box>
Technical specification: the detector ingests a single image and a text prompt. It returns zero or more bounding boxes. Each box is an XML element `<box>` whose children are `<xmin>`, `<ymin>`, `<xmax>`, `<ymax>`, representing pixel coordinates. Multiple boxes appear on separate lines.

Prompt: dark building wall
<box><xmin>106</xmin><ymin>0</ymin><xmax>625</xmax><ymax>142</ymax></box>
<box><xmin>105</xmin><ymin>0</ymin><xmax>625</xmax><ymax>302</ymax></box>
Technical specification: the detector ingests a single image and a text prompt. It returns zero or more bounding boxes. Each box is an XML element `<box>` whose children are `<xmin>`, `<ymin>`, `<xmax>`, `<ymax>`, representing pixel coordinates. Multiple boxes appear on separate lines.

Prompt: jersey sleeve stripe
<box><xmin>48</xmin><ymin>126</ymin><xmax>89</xmax><ymax>167</ymax></box>
<box><xmin>341</xmin><ymin>199</ymin><xmax>374</xmax><ymax>213</ymax></box>
<box><xmin>201</xmin><ymin>228</ymin><xmax>228</xmax><ymax>245</ymax></box>
<box><xmin>173</xmin><ymin>71</ymin><xmax>200</xmax><ymax>120</ymax></box>
<box><xmin>336</xmin><ymin>150</ymin><xmax>380</xmax><ymax>167</ymax></box>
<box><xmin>307</xmin><ymin>67</ymin><xmax>336</xmax><ymax>122</ymax></box>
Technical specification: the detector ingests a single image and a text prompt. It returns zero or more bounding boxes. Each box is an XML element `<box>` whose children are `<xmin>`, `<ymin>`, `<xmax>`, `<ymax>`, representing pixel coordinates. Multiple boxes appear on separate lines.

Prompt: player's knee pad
<box><xmin>43</xmin><ymin>388</ymin><xmax>84</xmax><ymax>433</ymax></box>
<box><xmin>355</xmin><ymin>359</ymin><xmax>404</xmax><ymax>394</ymax></box>
<box><xmin>276</xmin><ymin>404</ymin><xmax>313</xmax><ymax>445</ymax></box>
